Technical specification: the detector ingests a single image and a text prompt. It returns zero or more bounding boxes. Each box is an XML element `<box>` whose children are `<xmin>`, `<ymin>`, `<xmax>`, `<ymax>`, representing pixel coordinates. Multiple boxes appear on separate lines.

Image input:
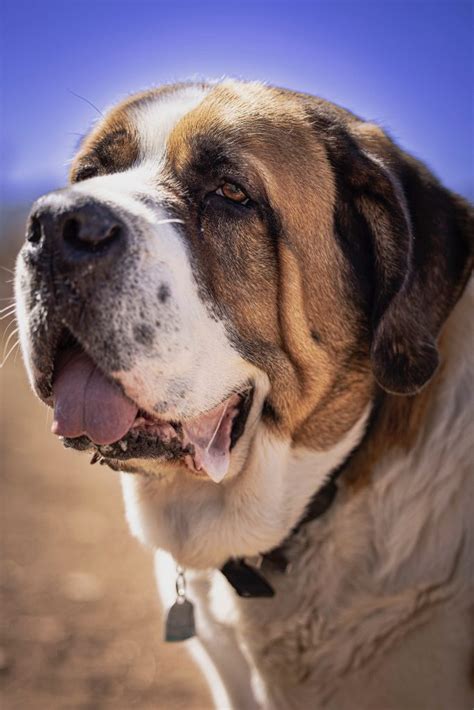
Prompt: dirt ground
<box><xmin>0</xmin><ymin>245</ymin><xmax>213</xmax><ymax>708</ymax></box>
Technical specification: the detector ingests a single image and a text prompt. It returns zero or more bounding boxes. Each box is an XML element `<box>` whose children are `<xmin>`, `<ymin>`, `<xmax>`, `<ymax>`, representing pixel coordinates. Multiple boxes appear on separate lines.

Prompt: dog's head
<box><xmin>15</xmin><ymin>81</ymin><xmax>472</xmax><ymax>564</ymax></box>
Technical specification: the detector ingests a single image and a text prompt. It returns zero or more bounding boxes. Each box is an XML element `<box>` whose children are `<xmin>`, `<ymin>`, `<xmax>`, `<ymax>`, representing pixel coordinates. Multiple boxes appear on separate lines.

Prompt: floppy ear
<box><xmin>322</xmin><ymin>120</ymin><xmax>473</xmax><ymax>395</ymax></box>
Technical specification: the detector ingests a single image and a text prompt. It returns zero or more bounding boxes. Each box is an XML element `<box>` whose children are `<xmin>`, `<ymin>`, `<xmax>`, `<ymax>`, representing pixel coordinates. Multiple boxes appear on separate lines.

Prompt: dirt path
<box><xmin>0</xmin><ymin>334</ymin><xmax>212</xmax><ymax>709</ymax></box>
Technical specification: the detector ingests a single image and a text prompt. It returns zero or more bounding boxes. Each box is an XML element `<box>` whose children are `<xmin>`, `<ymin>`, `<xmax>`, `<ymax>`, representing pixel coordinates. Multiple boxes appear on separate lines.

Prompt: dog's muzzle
<box><xmin>17</xmin><ymin>189</ymin><xmax>256</xmax><ymax>483</ymax></box>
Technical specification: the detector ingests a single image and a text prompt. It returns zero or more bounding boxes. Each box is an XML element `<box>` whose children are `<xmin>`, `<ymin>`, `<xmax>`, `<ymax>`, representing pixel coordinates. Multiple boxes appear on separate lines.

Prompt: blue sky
<box><xmin>1</xmin><ymin>0</ymin><xmax>472</xmax><ymax>205</ymax></box>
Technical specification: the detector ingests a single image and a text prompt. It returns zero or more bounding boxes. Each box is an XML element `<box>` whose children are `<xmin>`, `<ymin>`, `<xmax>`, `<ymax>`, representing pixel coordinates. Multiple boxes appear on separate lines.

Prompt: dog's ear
<box><xmin>321</xmin><ymin>118</ymin><xmax>473</xmax><ymax>395</ymax></box>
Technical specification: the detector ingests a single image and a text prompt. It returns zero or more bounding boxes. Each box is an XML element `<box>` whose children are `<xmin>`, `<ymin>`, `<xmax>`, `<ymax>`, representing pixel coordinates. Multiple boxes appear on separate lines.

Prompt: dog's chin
<box><xmin>89</xmin><ymin>443</ymin><xmax>250</xmax><ymax>483</ymax></box>
<box><xmin>88</xmin><ymin>453</ymin><xmax>193</xmax><ymax>479</ymax></box>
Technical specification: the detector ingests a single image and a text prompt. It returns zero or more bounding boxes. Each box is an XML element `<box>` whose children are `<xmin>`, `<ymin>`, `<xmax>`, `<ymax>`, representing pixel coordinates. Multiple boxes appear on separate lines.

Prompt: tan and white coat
<box><xmin>15</xmin><ymin>80</ymin><xmax>473</xmax><ymax>709</ymax></box>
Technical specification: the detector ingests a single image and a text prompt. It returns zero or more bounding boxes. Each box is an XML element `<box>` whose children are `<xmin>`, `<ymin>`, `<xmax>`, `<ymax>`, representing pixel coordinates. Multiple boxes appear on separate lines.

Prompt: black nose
<box><xmin>26</xmin><ymin>192</ymin><xmax>126</xmax><ymax>268</ymax></box>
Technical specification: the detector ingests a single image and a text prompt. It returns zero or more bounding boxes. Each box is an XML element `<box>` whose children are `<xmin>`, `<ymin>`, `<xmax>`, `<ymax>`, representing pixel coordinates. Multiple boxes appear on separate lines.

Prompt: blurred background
<box><xmin>0</xmin><ymin>0</ymin><xmax>472</xmax><ymax>708</ymax></box>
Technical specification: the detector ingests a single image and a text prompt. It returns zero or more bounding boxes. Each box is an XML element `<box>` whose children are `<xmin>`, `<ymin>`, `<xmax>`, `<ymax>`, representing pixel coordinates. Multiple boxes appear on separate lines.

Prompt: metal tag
<box><xmin>164</xmin><ymin>566</ymin><xmax>196</xmax><ymax>642</ymax></box>
<box><xmin>164</xmin><ymin>598</ymin><xmax>196</xmax><ymax>642</ymax></box>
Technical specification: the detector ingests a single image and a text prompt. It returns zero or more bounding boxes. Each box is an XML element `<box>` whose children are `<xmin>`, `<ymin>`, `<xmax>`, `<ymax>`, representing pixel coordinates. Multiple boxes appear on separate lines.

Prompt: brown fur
<box><xmin>69</xmin><ymin>80</ymin><xmax>473</xmax><ymax>462</ymax></box>
<box><xmin>70</xmin><ymin>83</ymin><xmax>208</xmax><ymax>181</ymax></box>
<box><xmin>20</xmin><ymin>76</ymin><xmax>473</xmax><ymax>698</ymax></box>
<box><xmin>344</xmin><ymin>376</ymin><xmax>441</xmax><ymax>494</ymax></box>
<box><xmin>70</xmin><ymin>107</ymin><xmax>139</xmax><ymax>182</ymax></box>
<box><xmin>164</xmin><ymin>82</ymin><xmax>372</xmax><ymax>449</ymax></box>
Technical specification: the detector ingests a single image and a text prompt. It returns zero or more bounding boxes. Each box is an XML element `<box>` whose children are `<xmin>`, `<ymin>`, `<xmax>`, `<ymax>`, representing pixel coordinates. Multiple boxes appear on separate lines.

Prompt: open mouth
<box><xmin>50</xmin><ymin>332</ymin><xmax>254</xmax><ymax>483</ymax></box>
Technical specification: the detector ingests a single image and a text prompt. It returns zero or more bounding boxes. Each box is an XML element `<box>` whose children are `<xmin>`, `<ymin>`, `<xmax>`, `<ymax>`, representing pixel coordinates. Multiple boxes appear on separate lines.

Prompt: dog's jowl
<box><xmin>15</xmin><ymin>80</ymin><xmax>474</xmax><ymax>710</ymax></box>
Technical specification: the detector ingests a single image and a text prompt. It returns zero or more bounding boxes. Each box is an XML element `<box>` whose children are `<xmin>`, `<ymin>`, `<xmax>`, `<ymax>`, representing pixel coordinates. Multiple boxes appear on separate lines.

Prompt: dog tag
<box><xmin>164</xmin><ymin>566</ymin><xmax>196</xmax><ymax>642</ymax></box>
<box><xmin>165</xmin><ymin>598</ymin><xmax>196</xmax><ymax>642</ymax></box>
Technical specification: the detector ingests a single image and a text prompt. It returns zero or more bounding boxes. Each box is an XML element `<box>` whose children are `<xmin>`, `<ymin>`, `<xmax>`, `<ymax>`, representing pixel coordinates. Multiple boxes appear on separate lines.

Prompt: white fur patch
<box><xmin>110</xmin><ymin>214</ymin><xmax>253</xmax><ymax>420</ymax></box>
<box><xmin>145</xmin><ymin>405</ymin><xmax>371</xmax><ymax>708</ymax></box>
<box><xmin>133</xmin><ymin>84</ymin><xmax>209</xmax><ymax>165</ymax></box>
<box><xmin>121</xmin><ymin>403</ymin><xmax>371</xmax><ymax>568</ymax></box>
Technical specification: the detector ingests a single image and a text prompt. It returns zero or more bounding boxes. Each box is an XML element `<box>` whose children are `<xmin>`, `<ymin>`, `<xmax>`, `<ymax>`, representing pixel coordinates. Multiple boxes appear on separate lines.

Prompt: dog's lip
<box><xmin>61</xmin><ymin>385</ymin><xmax>255</xmax><ymax>480</ymax></box>
<box><xmin>48</xmin><ymin>330</ymin><xmax>255</xmax><ymax>481</ymax></box>
<box><xmin>51</xmin><ymin>342</ymin><xmax>252</xmax><ymax>438</ymax></box>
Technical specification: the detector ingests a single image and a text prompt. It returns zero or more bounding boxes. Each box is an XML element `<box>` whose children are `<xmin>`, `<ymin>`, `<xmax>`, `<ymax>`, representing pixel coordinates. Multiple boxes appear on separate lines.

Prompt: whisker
<box><xmin>0</xmin><ymin>266</ymin><xmax>14</xmax><ymax>275</ymax></box>
<box><xmin>205</xmin><ymin>400</ymin><xmax>230</xmax><ymax>454</ymax></box>
<box><xmin>0</xmin><ymin>300</ymin><xmax>16</xmax><ymax>310</ymax></box>
<box><xmin>2</xmin><ymin>326</ymin><xmax>19</xmax><ymax>357</ymax></box>
<box><xmin>0</xmin><ymin>300</ymin><xmax>16</xmax><ymax>311</ymax></box>
<box><xmin>0</xmin><ymin>306</ymin><xmax>16</xmax><ymax>318</ymax></box>
<box><xmin>1</xmin><ymin>317</ymin><xmax>17</xmax><ymax>337</ymax></box>
<box><xmin>1</xmin><ymin>321</ymin><xmax>17</xmax><ymax>347</ymax></box>
<box><xmin>67</xmin><ymin>89</ymin><xmax>104</xmax><ymax>117</ymax></box>
<box><xmin>155</xmin><ymin>218</ymin><xmax>185</xmax><ymax>225</ymax></box>
<box><xmin>14</xmin><ymin>342</ymin><xmax>21</xmax><ymax>365</ymax></box>
<box><xmin>0</xmin><ymin>339</ymin><xmax>19</xmax><ymax>368</ymax></box>
<box><xmin>0</xmin><ymin>313</ymin><xmax>17</xmax><ymax>324</ymax></box>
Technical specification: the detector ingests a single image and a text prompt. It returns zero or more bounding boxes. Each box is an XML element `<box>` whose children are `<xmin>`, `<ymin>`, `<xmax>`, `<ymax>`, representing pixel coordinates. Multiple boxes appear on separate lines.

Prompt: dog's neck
<box><xmin>219</xmin><ymin>399</ymin><xmax>383</xmax><ymax>597</ymax></box>
<box><xmin>121</xmin><ymin>400</ymin><xmax>372</xmax><ymax>570</ymax></box>
<box><xmin>121</xmin><ymin>280</ymin><xmax>472</xmax><ymax>575</ymax></box>
<box><xmin>202</xmin><ymin>281</ymin><xmax>473</xmax><ymax>706</ymax></box>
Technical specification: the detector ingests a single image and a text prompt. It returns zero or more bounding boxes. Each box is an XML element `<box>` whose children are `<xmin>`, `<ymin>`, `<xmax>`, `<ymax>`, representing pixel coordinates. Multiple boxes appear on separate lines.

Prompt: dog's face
<box><xmin>15</xmin><ymin>80</ymin><xmax>471</xmax><ymax>563</ymax></box>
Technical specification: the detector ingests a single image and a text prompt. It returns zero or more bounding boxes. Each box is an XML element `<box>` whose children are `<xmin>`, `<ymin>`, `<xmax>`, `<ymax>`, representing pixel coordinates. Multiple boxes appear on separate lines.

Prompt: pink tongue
<box><xmin>182</xmin><ymin>394</ymin><xmax>241</xmax><ymax>483</ymax></box>
<box><xmin>52</xmin><ymin>352</ymin><xmax>138</xmax><ymax>445</ymax></box>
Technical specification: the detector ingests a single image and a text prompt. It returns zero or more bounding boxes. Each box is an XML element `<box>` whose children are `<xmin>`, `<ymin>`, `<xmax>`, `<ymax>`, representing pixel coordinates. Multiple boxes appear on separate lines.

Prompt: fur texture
<box><xmin>15</xmin><ymin>80</ymin><xmax>473</xmax><ymax>708</ymax></box>
<box><xmin>155</xmin><ymin>281</ymin><xmax>473</xmax><ymax>710</ymax></box>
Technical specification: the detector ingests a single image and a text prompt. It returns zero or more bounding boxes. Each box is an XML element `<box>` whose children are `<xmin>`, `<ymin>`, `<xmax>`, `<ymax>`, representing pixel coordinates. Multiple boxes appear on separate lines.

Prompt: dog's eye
<box><xmin>215</xmin><ymin>182</ymin><xmax>249</xmax><ymax>205</ymax></box>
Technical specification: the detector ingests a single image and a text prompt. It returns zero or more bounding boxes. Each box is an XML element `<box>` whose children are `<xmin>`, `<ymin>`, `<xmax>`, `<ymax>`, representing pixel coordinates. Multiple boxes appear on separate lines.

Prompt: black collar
<box><xmin>220</xmin><ymin>473</ymin><xmax>339</xmax><ymax>598</ymax></box>
<box><xmin>219</xmin><ymin>397</ymin><xmax>381</xmax><ymax>598</ymax></box>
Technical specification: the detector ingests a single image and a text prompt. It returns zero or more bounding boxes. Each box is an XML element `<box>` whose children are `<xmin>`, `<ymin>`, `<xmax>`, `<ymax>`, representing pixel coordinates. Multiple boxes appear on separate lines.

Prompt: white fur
<box><xmin>151</xmin><ymin>281</ymin><xmax>473</xmax><ymax>710</ymax></box>
<box><xmin>133</xmin><ymin>84</ymin><xmax>209</xmax><ymax>165</ymax></box>
<box><xmin>15</xmin><ymin>84</ymin><xmax>473</xmax><ymax>709</ymax></box>
<box><xmin>16</xmin><ymin>85</ymin><xmax>254</xmax><ymax>425</ymax></box>
<box><xmin>69</xmin><ymin>86</ymin><xmax>254</xmax><ymax>422</ymax></box>
<box><xmin>148</xmin><ymin>406</ymin><xmax>372</xmax><ymax>708</ymax></box>
<box><xmin>122</xmin><ymin>401</ymin><xmax>370</xmax><ymax>569</ymax></box>
<box><xmin>110</xmin><ymin>217</ymin><xmax>253</xmax><ymax>420</ymax></box>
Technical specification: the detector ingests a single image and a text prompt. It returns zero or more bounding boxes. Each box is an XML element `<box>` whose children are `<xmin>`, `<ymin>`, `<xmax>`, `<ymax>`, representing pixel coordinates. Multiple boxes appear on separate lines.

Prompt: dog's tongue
<box><xmin>52</xmin><ymin>350</ymin><xmax>239</xmax><ymax>483</ymax></box>
<box><xmin>52</xmin><ymin>352</ymin><xmax>138</xmax><ymax>445</ymax></box>
<box><xmin>182</xmin><ymin>394</ymin><xmax>240</xmax><ymax>483</ymax></box>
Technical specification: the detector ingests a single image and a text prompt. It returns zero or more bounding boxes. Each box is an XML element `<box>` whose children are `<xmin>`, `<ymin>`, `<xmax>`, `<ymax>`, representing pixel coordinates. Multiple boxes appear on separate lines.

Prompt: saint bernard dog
<box><xmin>15</xmin><ymin>80</ymin><xmax>473</xmax><ymax>709</ymax></box>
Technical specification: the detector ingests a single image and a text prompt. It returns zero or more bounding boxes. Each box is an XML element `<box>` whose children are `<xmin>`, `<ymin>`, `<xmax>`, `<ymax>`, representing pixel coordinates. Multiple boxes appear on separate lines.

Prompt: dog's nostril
<box><xmin>62</xmin><ymin>218</ymin><xmax>82</xmax><ymax>248</ymax></box>
<box><xmin>27</xmin><ymin>216</ymin><xmax>42</xmax><ymax>244</ymax></box>
<box><xmin>105</xmin><ymin>225</ymin><xmax>122</xmax><ymax>244</ymax></box>
<box><xmin>62</xmin><ymin>218</ymin><xmax>122</xmax><ymax>254</ymax></box>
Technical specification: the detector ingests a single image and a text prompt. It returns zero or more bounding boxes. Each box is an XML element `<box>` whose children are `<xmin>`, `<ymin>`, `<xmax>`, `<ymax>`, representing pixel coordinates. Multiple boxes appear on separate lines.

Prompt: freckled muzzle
<box><xmin>17</xmin><ymin>187</ymin><xmax>154</xmax><ymax>387</ymax></box>
<box><xmin>17</xmin><ymin>185</ymin><xmax>257</xmax><ymax>483</ymax></box>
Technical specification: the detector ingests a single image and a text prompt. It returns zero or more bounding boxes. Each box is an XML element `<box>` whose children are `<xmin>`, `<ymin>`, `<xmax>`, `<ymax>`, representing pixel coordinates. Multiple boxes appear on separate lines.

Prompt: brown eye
<box><xmin>216</xmin><ymin>182</ymin><xmax>249</xmax><ymax>205</ymax></box>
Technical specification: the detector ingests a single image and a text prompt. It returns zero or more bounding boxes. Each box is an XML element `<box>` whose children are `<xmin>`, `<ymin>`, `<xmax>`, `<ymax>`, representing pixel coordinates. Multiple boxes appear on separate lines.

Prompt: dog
<box><xmin>15</xmin><ymin>80</ymin><xmax>473</xmax><ymax>709</ymax></box>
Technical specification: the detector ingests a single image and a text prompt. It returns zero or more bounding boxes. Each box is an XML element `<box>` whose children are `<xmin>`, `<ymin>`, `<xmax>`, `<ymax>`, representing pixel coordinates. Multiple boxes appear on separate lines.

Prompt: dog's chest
<box><xmin>195</xmin><ymin>518</ymin><xmax>360</xmax><ymax>695</ymax></box>
<box><xmin>190</xmin><ymin>442</ymin><xmax>474</xmax><ymax>709</ymax></box>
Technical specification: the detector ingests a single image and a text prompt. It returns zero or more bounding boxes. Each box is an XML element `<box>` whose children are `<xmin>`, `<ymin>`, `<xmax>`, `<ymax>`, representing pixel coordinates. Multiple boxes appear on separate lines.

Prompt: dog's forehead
<box><xmin>71</xmin><ymin>81</ymin><xmax>307</xmax><ymax>177</ymax></box>
<box><xmin>131</xmin><ymin>84</ymin><xmax>211</xmax><ymax>163</ymax></box>
<box><xmin>71</xmin><ymin>84</ymin><xmax>206</xmax><ymax>177</ymax></box>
